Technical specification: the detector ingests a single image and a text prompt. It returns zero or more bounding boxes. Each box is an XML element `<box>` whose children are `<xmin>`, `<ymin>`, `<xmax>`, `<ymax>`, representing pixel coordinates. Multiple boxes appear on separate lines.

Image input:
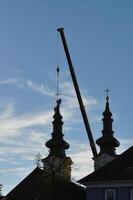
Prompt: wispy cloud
<box><xmin>0</xmin><ymin>77</ymin><xmax>98</xmax><ymax>112</ymax></box>
<box><xmin>0</xmin><ymin>103</ymin><xmax>14</xmax><ymax>120</ymax></box>
<box><xmin>0</xmin><ymin>109</ymin><xmax>52</xmax><ymax>139</ymax></box>
<box><xmin>0</xmin><ymin>78</ymin><xmax>18</xmax><ymax>85</ymax></box>
<box><xmin>117</xmin><ymin>138</ymin><xmax>133</xmax><ymax>154</ymax></box>
<box><xmin>5</xmin><ymin>67</ymin><xmax>23</xmax><ymax>75</ymax></box>
<box><xmin>61</xmin><ymin>82</ymin><xmax>98</xmax><ymax>111</ymax></box>
<box><xmin>120</xmin><ymin>138</ymin><xmax>133</xmax><ymax>145</ymax></box>
<box><xmin>26</xmin><ymin>79</ymin><xmax>55</xmax><ymax>97</ymax></box>
<box><xmin>0</xmin><ymin>167</ymin><xmax>29</xmax><ymax>174</ymax></box>
<box><xmin>70</xmin><ymin>147</ymin><xmax>94</xmax><ymax>180</ymax></box>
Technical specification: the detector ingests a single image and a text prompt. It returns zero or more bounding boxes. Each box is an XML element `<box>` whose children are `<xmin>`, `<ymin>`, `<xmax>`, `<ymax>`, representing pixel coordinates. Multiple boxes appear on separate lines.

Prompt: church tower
<box><xmin>94</xmin><ymin>93</ymin><xmax>120</xmax><ymax>170</ymax></box>
<box><xmin>42</xmin><ymin>98</ymin><xmax>73</xmax><ymax>181</ymax></box>
<box><xmin>42</xmin><ymin>67</ymin><xmax>73</xmax><ymax>181</ymax></box>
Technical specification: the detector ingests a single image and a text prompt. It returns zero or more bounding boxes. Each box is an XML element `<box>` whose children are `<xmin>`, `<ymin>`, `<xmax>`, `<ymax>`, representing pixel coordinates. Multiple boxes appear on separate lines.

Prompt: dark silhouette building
<box><xmin>79</xmin><ymin>95</ymin><xmax>133</xmax><ymax>200</ymax></box>
<box><xmin>5</xmin><ymin>99</ymin><xmax>85</xmax><ymax>200</ymax></box>
<box><xmin>79</xmin><ymin>146</ymin><xmax>133</xmax><ymax>200</ymax></box>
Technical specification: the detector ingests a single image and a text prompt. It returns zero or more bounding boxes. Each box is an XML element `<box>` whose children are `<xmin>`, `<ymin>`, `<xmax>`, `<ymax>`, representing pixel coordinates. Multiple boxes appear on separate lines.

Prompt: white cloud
<box><xmin>0</xmin><ymin>77</ymin><xmax>98</xmax><ymax>113</ymax></box>
<box><xmin>0</xmin><ymin>166</ymin><xmax>31</xmax><ymax>174</ymax></box>
<box><xmin>117</xmin><ymin>138</ymin><xmax>133</xmax><ymax>154</ymax></box>
<box><xmin>0</xmin><ymin>108</ymin><xmax>52</xmax><ymax>140</ymax></box>
<box><xmin>0</xmin><ymin>77</ymin><xmax>55</xmax><ymax>96</ymax></box>
<box><xmin>26</xmin><ymin>79</ymin><xmax>55</xmax><ymax>97</ymax></box>
<box><xmin>0</xmin><ymin>103</ymin><xmax>14</xmax><ymax>120</ymax></box>
<box><xmin>120</xmin><ymin>138</ymin><xmax>133</xmax><ymax>145</ymax></box>
<box><xmin>6</xmin><ymin>67</ymin><xmax>23</xmax><ymax>74</ymax></box>
<box><xmin>0</xmin><ymin>78</ymin><xmax>18</xmax><ymax>85</ymax></box>
<box><xmin>61</xmin><ymin>82</ymin><xmax>98</xmax><ymax>111</ymax></box>
<box><xmin>71</xmin><ymin>149</ymin><xmax>94</xmax><ymax>180</ymax></box>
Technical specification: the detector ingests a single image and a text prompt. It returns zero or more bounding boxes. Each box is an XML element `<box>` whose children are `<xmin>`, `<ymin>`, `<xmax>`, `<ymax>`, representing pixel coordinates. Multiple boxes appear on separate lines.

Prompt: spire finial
<box><xmin>56</xmin><ymin>66</ymin><xmax>60</xmax><ymax>100</ymax></box>
<box><xmin>104</xmin><ymin>88</ymin><xmax>111</xmax><ymax>101</ymax></box>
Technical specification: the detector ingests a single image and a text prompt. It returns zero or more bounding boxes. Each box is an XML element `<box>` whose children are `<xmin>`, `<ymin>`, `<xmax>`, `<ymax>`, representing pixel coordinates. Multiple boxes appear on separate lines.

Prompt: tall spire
<box><xmin>96</xmin><ymin>93</ymin><xmax>120</xmax><ymax>156</ymax></box>
<box><xmin>45</xmin><ymin>99</ymin><xmax>69</xmax><ymax>158</ymax></box>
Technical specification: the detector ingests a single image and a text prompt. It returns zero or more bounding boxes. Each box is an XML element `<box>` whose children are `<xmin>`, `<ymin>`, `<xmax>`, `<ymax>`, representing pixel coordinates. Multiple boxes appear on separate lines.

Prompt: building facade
<box><xmin>79</xmin><ymin>146</ymin><xmax>133</xmax><ymax>200</ymax></box>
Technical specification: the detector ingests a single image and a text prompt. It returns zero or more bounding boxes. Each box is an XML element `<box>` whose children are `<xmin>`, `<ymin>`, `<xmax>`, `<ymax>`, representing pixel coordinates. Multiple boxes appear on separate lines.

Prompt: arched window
<box><xmin>105</xmin><ymin>189</ymin><xmax>115</xmax><ymax>200</ymax></box>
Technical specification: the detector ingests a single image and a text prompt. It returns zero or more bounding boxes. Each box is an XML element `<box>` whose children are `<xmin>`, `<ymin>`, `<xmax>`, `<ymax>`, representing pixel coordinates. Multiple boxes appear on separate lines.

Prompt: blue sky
<box><xmin>0</xmin><ymin>0</ymin><xmax>133</xmax><ymax>195</ymax></box>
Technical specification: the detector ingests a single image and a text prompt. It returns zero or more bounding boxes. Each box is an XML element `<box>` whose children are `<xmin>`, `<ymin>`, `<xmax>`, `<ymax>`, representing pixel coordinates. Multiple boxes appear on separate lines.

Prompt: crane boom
<box><xmin>57</xmin><ymin>28</ymin><xmax>97</xmax><ymax>158</ymax></box>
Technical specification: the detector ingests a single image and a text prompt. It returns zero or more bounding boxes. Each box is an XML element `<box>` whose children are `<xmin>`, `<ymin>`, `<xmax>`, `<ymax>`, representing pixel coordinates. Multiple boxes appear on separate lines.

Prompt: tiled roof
<box><xmin>6</xmin><ymin>167</ymin><xmax>85</xmax><ymax>200</ymax></box>
<box><xmin>6</xmin><ymin>167</ymin><xmax>41</xmax><ymax>200</ymax></box>
<box><xmin>78</xmin><ymin>146</ymin><xmax>133</xmax><ymax>184</ymax></box>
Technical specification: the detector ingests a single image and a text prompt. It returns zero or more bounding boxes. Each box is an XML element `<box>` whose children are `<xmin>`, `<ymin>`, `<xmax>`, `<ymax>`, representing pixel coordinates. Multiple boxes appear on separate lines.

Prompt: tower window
<box><xmin>105</xmin><ymin>189</ymin><xmax>115</xmax><ymax>200</ymax></box>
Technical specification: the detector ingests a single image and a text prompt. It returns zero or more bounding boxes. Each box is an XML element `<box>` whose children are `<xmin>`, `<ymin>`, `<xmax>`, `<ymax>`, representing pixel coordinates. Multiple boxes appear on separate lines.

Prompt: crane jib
<box><xmin>57</xmin><ymin>28</ymin><xmax>97</xmax><ymax>158</ymax></box>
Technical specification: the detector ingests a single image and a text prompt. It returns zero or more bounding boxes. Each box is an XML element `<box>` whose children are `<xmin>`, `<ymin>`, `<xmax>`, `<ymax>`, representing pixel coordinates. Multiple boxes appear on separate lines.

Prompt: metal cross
<box><xmin>104</xmin><ymin>88</ymin><xmax>111</xmax><ymax>97</ymax></box>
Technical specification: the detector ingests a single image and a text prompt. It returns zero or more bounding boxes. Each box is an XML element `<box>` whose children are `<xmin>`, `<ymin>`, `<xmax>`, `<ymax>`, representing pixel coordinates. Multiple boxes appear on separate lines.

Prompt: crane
<box><xmin>57</xmin><ymin>28</ymin><xmax>97</xmax><ymax>158</ymax></box>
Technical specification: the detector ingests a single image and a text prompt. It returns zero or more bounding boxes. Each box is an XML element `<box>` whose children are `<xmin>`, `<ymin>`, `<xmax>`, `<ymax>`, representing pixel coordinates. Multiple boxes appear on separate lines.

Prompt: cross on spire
<box><xmin>104</xmin><ymin>88</ymin><xmax>111</xmax><ymax>101</ymax></box>
<box><xmin>104</xmin><ymin>88</ymin><xmax>110</xmax><ymax>97</ymax></box>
